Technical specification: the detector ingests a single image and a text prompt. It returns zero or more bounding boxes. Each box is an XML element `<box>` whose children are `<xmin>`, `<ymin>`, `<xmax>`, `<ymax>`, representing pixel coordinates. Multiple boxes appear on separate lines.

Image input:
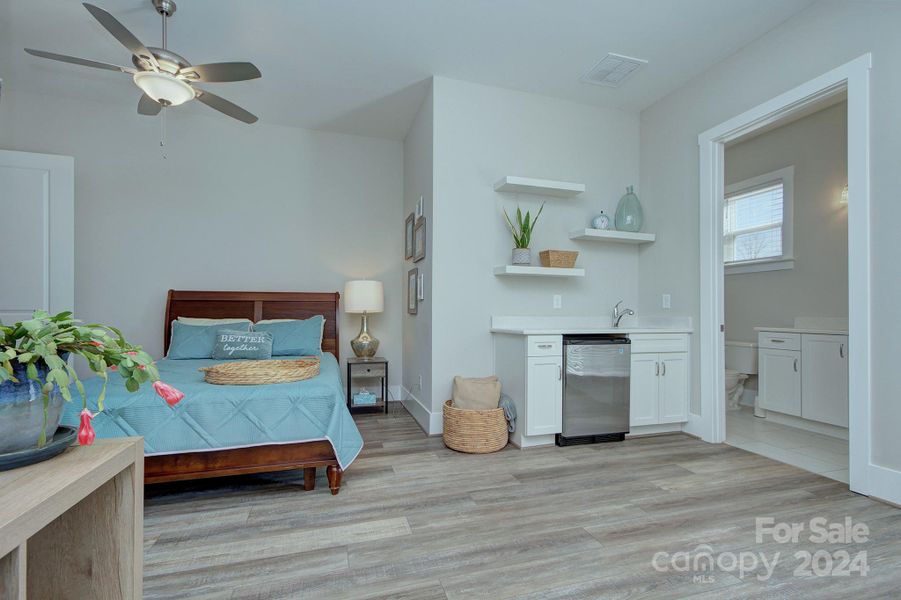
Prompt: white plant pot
<box><xmin>512</xmin><ymin>248</ymin><xmax>531</xmax><ymax>265</ymax></box>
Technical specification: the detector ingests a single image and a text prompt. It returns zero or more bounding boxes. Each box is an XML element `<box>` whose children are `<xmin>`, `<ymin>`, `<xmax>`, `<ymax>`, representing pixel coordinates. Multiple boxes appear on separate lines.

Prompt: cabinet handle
<box><xmin>793</xmin><ymin>358</ymin><xmax>798</xmax><ymax>372</ymax></box>
<box><xmin>661</xmin><ymin>361</ymin><xmax>666</xmax><ymax>376</ymax></box>
<box><xmin>770</xmin><ymin>339</ymin><xmax>785</xmax><ymax>344</ymax></box>
<box><xmin>655</xmin><ymin>362</ymin><xmax>660</xmax><ymax>376</ymax></box>
<box><xmin>840</xmin><ymin>343</ymin><xmax>845</xmax><ymax>358</ymax></box>
<box><xmin>538</xmin><ymin>344</ymin><xmax>553</xmax><ymax>349</ymax></box>
<box><xmin>558</xmin><ymin>365</ymin><xmax>562</xmax><ymax>381</ymax></box>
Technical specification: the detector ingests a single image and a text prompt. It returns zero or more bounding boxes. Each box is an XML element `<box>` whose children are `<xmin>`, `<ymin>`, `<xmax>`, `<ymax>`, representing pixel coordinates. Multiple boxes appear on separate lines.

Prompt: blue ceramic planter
<box><xmin>0</xmin><ymin>361</ymin><xmax>64</xmax><ymax>453</ymax></box>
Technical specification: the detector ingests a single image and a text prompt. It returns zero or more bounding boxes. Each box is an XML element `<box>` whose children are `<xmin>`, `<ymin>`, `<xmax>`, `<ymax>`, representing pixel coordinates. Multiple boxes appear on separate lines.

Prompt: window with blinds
<box><xmin>724</xmin><ymin>180</ymin><xmax>784</xmax><ymax>264</ymax></box>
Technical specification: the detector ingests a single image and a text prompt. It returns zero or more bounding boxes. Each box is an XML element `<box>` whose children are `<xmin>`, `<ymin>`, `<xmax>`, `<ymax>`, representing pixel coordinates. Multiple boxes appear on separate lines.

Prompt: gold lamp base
<box><xmin>350</xmin><ymin>313</ymin><xmax>380</xmax><ymax>358</ymax></box>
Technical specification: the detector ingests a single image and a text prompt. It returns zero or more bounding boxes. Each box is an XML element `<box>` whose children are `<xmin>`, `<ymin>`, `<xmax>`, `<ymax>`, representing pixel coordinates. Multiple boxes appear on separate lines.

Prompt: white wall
<box><xmin>0</xmin><ymin>89</ymin><xmax>404</xmax><ymax>385</ymax></box>
<box><xmin>402</xmin><ymin>83</ymin><xmax>435</xmax><ymax>425</ymax></box>
<box><xmin>638</xmin><ymin>0</ymin><xmax>901</xmax><ymax>472</ymax></box>
<box><xmin>429</xmin><ymin>77</ymin><xmax>640</xmax><ymax>425</ymax></box>
<box><xmin>724</xmin><ymin>102</ymin><xmax>848</xmax><ymax>342</ymax></box>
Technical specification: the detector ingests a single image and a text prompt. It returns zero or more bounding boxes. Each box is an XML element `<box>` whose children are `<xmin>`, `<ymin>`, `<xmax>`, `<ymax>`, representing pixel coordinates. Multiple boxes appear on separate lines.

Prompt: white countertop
<box><xmin>490</xmin><ymin>315</ymin><xmax>693</xmax><ymax>336</ymax></box>
<box><xmin>755</xmin><ymin>326</ymin><xmax>848</xmax><ymax>335</ymax></box>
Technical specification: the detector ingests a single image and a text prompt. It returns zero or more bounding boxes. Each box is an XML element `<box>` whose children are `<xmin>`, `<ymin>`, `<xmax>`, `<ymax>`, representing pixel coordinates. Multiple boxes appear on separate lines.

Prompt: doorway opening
<box><xmin>720</xmin><ymin>97</ymin><xmax>849</xmax><ymax>483</ymax></box>
<box><xmin>693</xmin><ymin>55</ymin><xmax>873</xmax><ymax>497</ymax></box>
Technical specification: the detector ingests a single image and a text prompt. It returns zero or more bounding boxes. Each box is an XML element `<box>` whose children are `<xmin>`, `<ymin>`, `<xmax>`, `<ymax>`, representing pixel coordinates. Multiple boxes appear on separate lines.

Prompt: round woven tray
<box><xmin>442</xmin><ymin>399</ymin><xmax>508</xmax><ymax>454</ymax></box>
<box><xmin>199</xmin><ymin>358</ymin><xmax>320</xmax><ymax>385</ymax></box>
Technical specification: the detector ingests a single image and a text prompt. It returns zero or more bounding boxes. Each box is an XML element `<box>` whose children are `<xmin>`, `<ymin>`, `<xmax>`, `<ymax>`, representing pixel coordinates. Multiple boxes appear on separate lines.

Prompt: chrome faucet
<box><xmin>613</xmin><ymin>301</ymin><xmax>635</xmax><ymax>328</ymax></box>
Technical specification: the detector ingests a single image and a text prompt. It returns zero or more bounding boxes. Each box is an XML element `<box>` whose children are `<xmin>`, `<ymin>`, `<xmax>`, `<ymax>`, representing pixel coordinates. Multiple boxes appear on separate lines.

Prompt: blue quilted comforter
<box><xmin>61</xmin><ymin>353</ymin><xmax>363</xmax><ymax>470</ymax></box>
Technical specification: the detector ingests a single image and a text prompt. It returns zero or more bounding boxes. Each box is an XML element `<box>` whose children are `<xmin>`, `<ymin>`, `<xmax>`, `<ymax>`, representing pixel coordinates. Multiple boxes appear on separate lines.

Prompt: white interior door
<box><xmin>0</xmin><ymin>150</ymin><xmax>74</xmax><ymax>323</ymax></box>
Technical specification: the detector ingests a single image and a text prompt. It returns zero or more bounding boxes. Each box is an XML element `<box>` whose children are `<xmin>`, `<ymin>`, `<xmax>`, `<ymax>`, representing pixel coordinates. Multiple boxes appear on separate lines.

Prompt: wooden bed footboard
<box><xmin>144</xmin><ymin>441</ymin><xmax>344</xmax><ymax>494</ymax></box>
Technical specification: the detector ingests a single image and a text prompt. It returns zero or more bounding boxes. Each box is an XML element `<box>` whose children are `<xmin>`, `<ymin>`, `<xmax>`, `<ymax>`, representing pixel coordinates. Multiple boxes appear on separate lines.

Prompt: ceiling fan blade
<box><xmin>194</xmin><ymin>89</ymin><xmax>258</xmax><ymax>124</ymax></box>
<box><xmin>82</xmin><ymin>3</ymin><xmax>159</xmax><ymax>71</ymax></box>
<box><xmin>24</xmin><ymin>48</ymin><xmax>135</xmax><ymax>73</ymax></box>
<box><xmin>178</xmin><ymin>62</ymin><xmax>261</xmax><ymax>83</ymax></box>
<box><xmin>138</xmin><ymin>94</ymin><xmax>161</xmax><ymax>116</ymax></box>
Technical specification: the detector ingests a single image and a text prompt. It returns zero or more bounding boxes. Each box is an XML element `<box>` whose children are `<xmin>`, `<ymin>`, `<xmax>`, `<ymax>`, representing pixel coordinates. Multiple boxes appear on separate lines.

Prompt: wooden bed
<box><xmin>143</xmin><ymin>290</ymin><xmax>346</xmax><ymax>494</ymax></box>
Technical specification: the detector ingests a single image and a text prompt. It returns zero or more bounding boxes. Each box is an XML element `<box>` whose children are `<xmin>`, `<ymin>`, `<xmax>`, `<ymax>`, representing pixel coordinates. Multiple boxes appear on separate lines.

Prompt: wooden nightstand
<box><xmin>346</xmin><ymin>357</ymin><xmax>388</xmax><ymax>414</ymax></box>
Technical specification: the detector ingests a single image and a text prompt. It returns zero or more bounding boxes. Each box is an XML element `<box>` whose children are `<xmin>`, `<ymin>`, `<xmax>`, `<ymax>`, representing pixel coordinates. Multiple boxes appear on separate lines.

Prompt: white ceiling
<box><xmin>1</xmin><ymin>0</ymin><xmax>817</xmax><ymax>139</ymax></box>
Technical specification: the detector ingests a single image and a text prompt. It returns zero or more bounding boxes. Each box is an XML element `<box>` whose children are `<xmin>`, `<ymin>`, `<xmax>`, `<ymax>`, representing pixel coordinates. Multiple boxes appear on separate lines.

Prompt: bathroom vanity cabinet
<box><xmin>757</xmin><ymin>329</ymin><xmax>848</xmax><ymax>428</ymax></box>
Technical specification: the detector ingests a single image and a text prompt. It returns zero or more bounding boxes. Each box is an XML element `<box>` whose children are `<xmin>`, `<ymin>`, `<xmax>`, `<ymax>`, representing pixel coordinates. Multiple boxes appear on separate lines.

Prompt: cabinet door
<box><xmin>801</xmin><ymin>334</ymin><xmax>848</xmax><ymax>427</ymax></box>
<box><xmin>758</xmin><ymin>349</ymin><xmax>801</xmax><ymax>416</ymax></box>
<box><xmin>629</xmin><ymin>354</ymin><xmax>659</xmax><ymax>426</ymax></box>
<box><xmin>659</xmin><ymin>353</ymin><xmax>689</xmax><ymax>423</ymax></box>
<box><xmin>526</xmin><ymin>356</ymin><xmax>563</xmax><ymax>435</ymax></box>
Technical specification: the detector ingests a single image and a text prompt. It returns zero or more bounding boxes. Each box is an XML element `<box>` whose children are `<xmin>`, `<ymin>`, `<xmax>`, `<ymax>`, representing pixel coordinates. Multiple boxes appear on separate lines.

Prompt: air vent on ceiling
<box><xmin>581</xmin><ymin>53</ymin><xmax>647</xmax><ymax>88</ymax></box>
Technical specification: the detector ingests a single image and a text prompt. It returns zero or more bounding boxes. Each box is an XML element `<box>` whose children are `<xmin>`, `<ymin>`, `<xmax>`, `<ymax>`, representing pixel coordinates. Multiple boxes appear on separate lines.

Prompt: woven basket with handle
<box><xmin>442</xmin><ymin>399</ymin><xmax>508</xmax><ymax>454</ymax></box>
<box><xmin>199</xmin><ymin>358</ymin><xmax>320</xmax><ymax>385</ymax></box>
<box><xmin>539</xmin><ymin>250</ymin><xmax>579</xmax><ymax>268</ymax></box>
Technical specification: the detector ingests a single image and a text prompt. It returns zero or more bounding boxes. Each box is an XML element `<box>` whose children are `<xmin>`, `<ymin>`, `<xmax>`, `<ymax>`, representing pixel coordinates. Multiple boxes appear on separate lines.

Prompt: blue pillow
<box><xmin>253</xmin><ymin>316</ymin><xmax>324</xmax><ymax>356</ymax></box>
<box><xmin>212</xmin><ymin>329</ymin><xmax>273</xmax><ymax>360</ymax></box>
<box><xmin>167</xmin><ymin>320</ymin><xmax>251</xmax><ymax>359</ymax></box>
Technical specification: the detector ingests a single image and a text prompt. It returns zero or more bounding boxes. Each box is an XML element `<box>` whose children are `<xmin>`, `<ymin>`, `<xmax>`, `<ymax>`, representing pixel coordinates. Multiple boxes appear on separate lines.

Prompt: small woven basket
<box><xmin>442</xmin><ymin>399</ymin><xmax>508</xmax><ymax>454</ymax></box>
<box><xmin>199</xmin><ymin>358</ymin><xmax>320</xmax><ymax>385</ymax></box>
<box><xmin>539</xmin><ymin>250</ymin><xmax>579</xmax><ymax>268</ymax></box>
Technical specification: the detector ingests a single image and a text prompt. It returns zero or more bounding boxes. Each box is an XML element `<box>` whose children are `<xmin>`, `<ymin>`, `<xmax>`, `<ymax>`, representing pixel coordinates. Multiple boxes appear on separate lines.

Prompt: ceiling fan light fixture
<box><xmin>133</xmin><ymin>71</ymin><xmax>194</xmax><ymax>106</ymax></box>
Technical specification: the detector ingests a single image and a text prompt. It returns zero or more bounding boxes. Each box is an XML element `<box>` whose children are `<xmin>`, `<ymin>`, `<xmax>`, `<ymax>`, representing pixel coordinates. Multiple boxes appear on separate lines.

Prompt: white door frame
<box><xmin>695</xmin><ymin>54</ymin><xmax>872</xmax><ymax>497</ymax></box>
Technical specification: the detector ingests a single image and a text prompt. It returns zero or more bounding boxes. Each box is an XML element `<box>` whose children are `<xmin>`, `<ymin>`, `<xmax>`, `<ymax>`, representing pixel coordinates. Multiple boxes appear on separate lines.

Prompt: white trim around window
<box><xmin>724</xmin><ymin>165</ymin><xmax>794</xmax><ymax>275</ymax></box>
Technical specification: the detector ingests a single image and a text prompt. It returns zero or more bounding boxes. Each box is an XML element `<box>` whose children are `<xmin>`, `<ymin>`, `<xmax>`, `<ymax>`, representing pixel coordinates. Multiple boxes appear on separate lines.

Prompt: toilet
<box><xmin>725</xmin><ymin>341</ymin><xmax>758</xmax><ymax>410</ymax></box>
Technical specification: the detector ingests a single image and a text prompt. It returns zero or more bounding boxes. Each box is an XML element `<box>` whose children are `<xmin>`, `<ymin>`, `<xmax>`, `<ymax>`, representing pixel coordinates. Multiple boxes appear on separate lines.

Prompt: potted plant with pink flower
<box><xmin>0</xmin><ymin>310</ymin><xmax>183</xmax><ymax>464</ymax></box>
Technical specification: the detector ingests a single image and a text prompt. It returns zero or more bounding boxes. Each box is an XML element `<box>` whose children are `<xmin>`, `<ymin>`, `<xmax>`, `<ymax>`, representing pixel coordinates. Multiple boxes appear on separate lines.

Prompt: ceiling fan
<box><xmin>25</xmin><ymin>0</ymin><xmax>261</xmax><ymax>124</ymax></box>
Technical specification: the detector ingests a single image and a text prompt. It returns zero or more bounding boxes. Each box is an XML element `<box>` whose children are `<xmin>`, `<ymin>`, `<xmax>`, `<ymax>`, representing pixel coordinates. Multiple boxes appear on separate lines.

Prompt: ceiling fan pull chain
<box><xmin>160</xmin><ymin>108</ymin><xmax>167</xmax><ymax>160</ymax></box>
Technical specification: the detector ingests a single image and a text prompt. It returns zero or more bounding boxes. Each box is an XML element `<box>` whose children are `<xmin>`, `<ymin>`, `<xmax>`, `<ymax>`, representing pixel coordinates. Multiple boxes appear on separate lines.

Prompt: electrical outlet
<box><xmin>662</xmin><ymin>293</ymin><xmax>672</xmax><ymax>310</ymax></box>
<box><xmin>553</xmin><ymin>294</ymin><xmax>562</xmax><ymax>309</ymax></box>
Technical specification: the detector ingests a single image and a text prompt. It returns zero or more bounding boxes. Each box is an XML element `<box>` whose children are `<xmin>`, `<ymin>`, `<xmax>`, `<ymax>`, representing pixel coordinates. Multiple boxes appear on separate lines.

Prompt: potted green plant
<box><xmin>503</xmin><ymin>203</ymin><xmax>545</xmax><ymax>265</ymax></box>
<box><xmin>0</xmin><ymin>310</ymin><xmax>183</xmax><ymax>456</ymax></box>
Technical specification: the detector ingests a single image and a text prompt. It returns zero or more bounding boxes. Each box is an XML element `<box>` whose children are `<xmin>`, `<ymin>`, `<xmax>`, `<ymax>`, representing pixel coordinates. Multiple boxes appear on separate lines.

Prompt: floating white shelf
<box><xmin>494</xmin><ymin>176</ymin><xmax>585</xmax><ymax>198</ymax></box>
<box><xmin>568</xmin><ymin>228</ymin><xmax>656</xmax><ymax>244</ymax></box>
<box><xmin>494</xmin><ymin>265</ymin><xmax>585</xmax><ymax>278</ymax></box>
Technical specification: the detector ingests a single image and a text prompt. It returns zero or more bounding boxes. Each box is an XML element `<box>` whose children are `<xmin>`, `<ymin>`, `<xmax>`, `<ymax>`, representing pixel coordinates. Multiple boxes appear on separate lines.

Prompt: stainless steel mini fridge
<box><xmin>556</xmin><ymin>335</ymin><xmax>630</xmax><ymax>446</ymax></box>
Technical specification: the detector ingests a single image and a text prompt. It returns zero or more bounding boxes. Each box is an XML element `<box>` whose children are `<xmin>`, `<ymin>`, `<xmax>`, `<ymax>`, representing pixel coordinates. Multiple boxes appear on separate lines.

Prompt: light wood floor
<box><xmin>143</xmin><ymin>409</ymin><xmax>901</xmax><ymax>599</ymax></box>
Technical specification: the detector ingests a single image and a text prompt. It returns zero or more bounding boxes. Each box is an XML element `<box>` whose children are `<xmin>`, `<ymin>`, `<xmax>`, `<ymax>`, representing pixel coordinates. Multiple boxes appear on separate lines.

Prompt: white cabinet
<box><xmin>758</xmin><ymin>348</ymin><xmax>801</xmax><ymax>416</ymax></box>
<box><xmin>801</xmin><ymin>334</ymin><xmax>848</xmax><ymax>427</ymax></box>
<box><xmin>526</xmin><ymin>356</ymin><xmax>563</xmax><ymax>436</ymax></box>
<box><xmin>629</xmin><ymin>335</ymin><xmax>690</xmax><ymax>427</ymax></box>
<box><xmin>757</xmin><ymin>330</ymin><xmax>848</xmax><ymax>428</ymax></box>
<box><xmin>629</xmin><ymin>354</ymin><xmax>660</xmax><ymax>427</ymax></box>
<box><xmin>493</xmin><ymin>334</ymin><xmax>563</xmax><ymax>447</ymax></box>
<box><xmin>659</xmin><ymin>354</ymin><xmax>689</xmax><ymax>423</ymax></box>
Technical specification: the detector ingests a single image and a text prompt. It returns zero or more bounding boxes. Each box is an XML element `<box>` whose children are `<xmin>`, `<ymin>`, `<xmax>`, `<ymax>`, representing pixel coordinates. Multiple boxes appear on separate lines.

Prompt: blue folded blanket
<box><xmin>499</xmin><ymin>394</ymin><xmax>517</xmax><ymax>433</ymax></box>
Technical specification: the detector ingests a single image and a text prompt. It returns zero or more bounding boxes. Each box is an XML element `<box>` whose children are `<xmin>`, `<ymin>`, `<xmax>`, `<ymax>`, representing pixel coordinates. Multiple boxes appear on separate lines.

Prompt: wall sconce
<box><xmin>840</xmin><ymin>184</ymin><xmax>849</xmax><ymax>205</ymax></box>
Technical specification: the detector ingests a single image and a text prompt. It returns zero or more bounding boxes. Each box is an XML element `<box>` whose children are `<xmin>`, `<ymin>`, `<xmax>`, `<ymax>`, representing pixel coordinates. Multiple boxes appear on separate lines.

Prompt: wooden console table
<box><xmin>0</xmin><ymin>438</ymin><xmax>143</xmax><ymax>599</ymax></box>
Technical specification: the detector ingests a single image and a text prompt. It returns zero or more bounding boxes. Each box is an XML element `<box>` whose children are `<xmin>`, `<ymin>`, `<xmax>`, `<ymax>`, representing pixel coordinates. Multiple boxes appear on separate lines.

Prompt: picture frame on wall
<box><xmin>407</xmin><ymin>268</ymin><xmax>418</xmax><ymax>315</ymax></box>
<box><xmin>414</xmin><ymin>217</ymin><xmax>426</xmax><ymax>262</ymax></box>
<box><xmin>404</xmin><ymin>212</ymin><xmax>415</xmax><ymax>259</ymax></box>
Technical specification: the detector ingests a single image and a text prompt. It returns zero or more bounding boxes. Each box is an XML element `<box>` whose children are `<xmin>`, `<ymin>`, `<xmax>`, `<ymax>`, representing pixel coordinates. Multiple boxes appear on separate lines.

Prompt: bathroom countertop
<box><xmin>755</xmin><ymin>326</ymin><xmax>848</xmax><ymax>335</ymax></box>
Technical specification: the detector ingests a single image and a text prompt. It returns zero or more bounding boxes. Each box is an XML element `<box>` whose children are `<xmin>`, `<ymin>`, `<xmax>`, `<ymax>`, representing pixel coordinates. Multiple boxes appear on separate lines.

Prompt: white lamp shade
<box><xmin>344</xmin><ymin>280</ymin><xmax>384</xmax><ymax>313</ymax></box>
<box><xmin>133</xmin><ymin>71</ymin><xmax>195</xmax><ymax>106</ymax></box>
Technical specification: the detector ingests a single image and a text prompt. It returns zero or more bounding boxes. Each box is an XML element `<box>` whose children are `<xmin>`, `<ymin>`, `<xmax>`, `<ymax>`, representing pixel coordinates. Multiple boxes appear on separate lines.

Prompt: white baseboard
<box><xmin>627</xmin><ymin>423</ymin><xmax>685</xmax><ymax>437</ymax></box>
<box><xmin>868</xmin><ymin>463</ymin><xmax>901</xmax><ymax>507</ymax></box>
<box><xmin>400</xmin><ymin>386</ymin><xmax>443</xmax><ymax>435</ymax></box>
<box><xmin>761</xmin><ymin>410</ymin><xmax>848</xmax><ymax>440</ymax></box>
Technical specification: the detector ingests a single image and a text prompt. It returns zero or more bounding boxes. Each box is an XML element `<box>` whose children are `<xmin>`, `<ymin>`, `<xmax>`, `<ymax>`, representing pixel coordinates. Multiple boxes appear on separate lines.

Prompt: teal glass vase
<box><xmin>614</xmin><ymin>185</ymin><xmax>643</xmax><ymax>232</ymax></box>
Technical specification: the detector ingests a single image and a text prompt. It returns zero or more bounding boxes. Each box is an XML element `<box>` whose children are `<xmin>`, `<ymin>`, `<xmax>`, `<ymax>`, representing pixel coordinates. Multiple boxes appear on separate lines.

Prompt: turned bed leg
<box><xmin>326</xmin><ymin>465</ymin><xmax>343</xmax><ymax>495</ymax></box>
<box><xmin>303</xmin><ymin>467</ymin><xmax>316</xmax><ymax>491</ymax></box>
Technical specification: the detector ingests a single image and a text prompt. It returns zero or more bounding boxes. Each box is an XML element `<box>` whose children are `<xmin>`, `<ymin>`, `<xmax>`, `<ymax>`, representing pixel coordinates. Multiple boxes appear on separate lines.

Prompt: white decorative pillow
<box><xmin>178</xmin><ymin>317</ymin><xmax>253</xmax><ymax>326</ymax></box>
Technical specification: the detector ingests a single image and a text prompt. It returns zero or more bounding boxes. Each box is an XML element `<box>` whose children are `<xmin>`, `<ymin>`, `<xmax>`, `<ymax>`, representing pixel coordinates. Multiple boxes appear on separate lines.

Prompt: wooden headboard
<box><xmin>164</xmin><ymin>290</ymin><xmax>340</xmax><ymax>359</ymax></box>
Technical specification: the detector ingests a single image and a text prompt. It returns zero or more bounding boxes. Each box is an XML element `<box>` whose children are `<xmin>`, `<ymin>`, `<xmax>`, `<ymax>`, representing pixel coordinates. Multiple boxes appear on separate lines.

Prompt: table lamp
<box><xmin>344</xmin><ymin>280</ymin><xmax>384</xmax><ymax>358</ymax></box>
